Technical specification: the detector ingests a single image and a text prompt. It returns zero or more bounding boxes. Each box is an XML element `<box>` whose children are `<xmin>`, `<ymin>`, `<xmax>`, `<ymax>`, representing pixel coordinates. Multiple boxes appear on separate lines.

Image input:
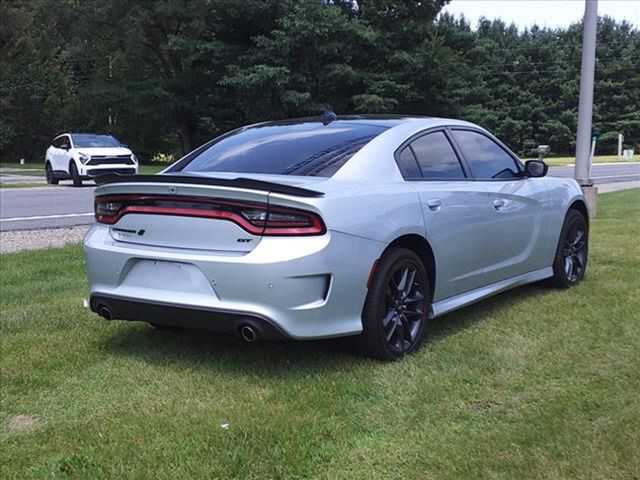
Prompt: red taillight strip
<box><xmin>99</xmin><ymin>205</ymin><xmax>267</xmax><ymax>235</ymax></box>
<box><xmin>263</xmin><ymin>209</ymin><xmax>325</xmax><ymax>235</ymax></box>
<box><xmin>95</xmin><ymin>194</ymin><xmax>326</xmax><ymax>236</ymax></box>
<box><xmin>96</xmin><ymin>194</ymin><xmax>262</xmax><ymax>209</ymax></box>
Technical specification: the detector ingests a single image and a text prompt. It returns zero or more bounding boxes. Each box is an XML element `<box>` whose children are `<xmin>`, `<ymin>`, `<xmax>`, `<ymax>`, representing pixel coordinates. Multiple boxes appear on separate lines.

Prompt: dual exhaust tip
<box><xmin>96</xmin><ymin>304</ymin><xmax>260</xmax><ymax>343</ymax></box>
<box><xmin>239</xmin><ymin>324</ymin><xmax>259</xmax><ymax>342</ymax></box>
<box><xmin>98</xmin><ymin>305</ymin><xmax>113</xmax><ymax>321</ymax></box>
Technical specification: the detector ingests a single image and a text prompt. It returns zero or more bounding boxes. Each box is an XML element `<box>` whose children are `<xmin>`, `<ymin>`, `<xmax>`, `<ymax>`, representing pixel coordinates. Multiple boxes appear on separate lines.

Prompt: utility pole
<box><xmin>108</xmin><ymin>55</ymin><xmax>113</xmax><ymax>128</ymax></box>
<box><xmin>618</xmin><ymin>133</ymin><xmax>623</xmax><ymax>158</ymax></box>
<box><xmin>574</xmin><ymin>0</ymin><xmax>598</xmax><ymax>217</ymax></box>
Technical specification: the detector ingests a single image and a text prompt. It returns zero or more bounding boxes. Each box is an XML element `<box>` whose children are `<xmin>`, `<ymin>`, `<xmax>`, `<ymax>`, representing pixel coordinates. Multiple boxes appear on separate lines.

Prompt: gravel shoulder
<box><xmin>0</xmin><ymin>226</ymin><xmax>89</xmax><ymax>254</ymax></box>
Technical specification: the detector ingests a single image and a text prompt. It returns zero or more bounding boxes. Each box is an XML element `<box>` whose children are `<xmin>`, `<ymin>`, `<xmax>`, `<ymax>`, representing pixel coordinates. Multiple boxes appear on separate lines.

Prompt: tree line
<box><xmin>1</xmin><ymin>0</ymin><xmax>638</xmax><ymax>163</ymax></box>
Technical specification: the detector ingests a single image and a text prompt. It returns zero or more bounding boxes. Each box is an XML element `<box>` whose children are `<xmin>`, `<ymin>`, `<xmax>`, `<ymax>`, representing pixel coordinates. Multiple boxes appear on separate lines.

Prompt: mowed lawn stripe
<box><xmin>1</xmin><ymin>189</ymin><xmax>638</xmax><ymax>479</ymax></box>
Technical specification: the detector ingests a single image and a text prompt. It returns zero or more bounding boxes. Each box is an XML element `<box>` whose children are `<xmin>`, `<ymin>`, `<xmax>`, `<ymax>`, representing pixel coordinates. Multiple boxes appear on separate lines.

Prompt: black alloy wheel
<box><xmin>550</xmin><ymin>209</ymin><xmax>589</xmax><ymax>288</ymax></box>
<box><xmin>360</xmin><ymin>248</ymin><xmax>430</xmax><ymax>360</ymax></box>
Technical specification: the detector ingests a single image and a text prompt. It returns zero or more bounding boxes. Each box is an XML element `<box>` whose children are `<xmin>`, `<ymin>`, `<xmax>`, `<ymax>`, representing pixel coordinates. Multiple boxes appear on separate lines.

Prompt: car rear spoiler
<box><xmin>94</xmin><ymin>174</ymin><xmax>325</xmax><ymax>198</ymax></box>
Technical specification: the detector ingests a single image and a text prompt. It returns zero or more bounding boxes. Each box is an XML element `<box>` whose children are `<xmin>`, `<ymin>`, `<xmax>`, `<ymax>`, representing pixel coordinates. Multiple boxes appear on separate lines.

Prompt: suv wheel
<box><xmin>45</xmin><ymin>163</ymin><xmax>58</xmax><ymax>185</ymax></box>
<box><xmin>70</xmin><ymin>162</ymin><xmax>82</xmax><ymax>187</ymax></box>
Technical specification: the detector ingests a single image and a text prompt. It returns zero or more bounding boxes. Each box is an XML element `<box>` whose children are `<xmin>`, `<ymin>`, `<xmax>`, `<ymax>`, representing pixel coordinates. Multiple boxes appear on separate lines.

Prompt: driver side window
<box><xmin>451</xmin><ymin>129</ymin><xmax>520</xmax><ymax>179</ymax></box>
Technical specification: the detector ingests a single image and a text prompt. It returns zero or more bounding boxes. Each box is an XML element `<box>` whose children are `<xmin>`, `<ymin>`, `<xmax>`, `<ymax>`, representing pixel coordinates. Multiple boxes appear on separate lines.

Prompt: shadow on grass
<box><xmin>99</xmin><ymin>283</ymin><xmax>553</xmax><ymax>375</ymax></box>
<box><xmin>100</xmin><ymin>324</ymin><xmax>362</xmax><ymax>377</ymax></box>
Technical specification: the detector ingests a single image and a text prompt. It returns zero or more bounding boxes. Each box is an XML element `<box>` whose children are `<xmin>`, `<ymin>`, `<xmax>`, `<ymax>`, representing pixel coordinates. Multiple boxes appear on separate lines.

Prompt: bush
<box><xmin>150</xmin><ymin>153</ymin><xmax>175</xmax><ymax>163</ymax></box>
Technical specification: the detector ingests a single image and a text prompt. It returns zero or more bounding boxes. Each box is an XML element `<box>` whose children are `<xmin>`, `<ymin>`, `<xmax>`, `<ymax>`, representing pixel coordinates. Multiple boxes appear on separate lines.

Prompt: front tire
<box><xmin>70</xmin><ymin>162</ymin><xmax>82</xmax><ymax>187</ymax></box>
<box><xmin>549</xmin><ymin>209</ymin><xmax>589</xmax><ymax>288</ymax></box>
<box><xmin>45</xmin><ymin>162</ymin><xmax>58</xmax><ymax>185</ymax></box>
<box><xmin>359</xmin><ymin>248</ymin><xmax>431</xmax><ymax>360</ymax></box>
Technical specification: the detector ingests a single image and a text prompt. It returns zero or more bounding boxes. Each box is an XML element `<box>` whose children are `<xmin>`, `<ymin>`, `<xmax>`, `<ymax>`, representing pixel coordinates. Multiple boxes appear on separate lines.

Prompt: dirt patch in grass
<box><xmin>466</xmin><ymin>398</ymin><xmax>500</xmax><ymax>413</ymax></box>
<box><xmin>7</xmin><ymin>415</ymin><xmax>42</xmax><ymax>433</ymax></box>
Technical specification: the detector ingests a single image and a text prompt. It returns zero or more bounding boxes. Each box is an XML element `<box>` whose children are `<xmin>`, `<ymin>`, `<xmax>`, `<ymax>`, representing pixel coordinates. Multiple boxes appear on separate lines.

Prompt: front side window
<box><xmin>410</xmin><ymin>131</ymin><xmax>465</xmax><ymax>179</ymax></box>
<box><xmin>450</xmin><ymin>130</ymin><xmax>521</xmax><ymax>179</ymax></box>
<box><xmin>178</xmin><ymin>121</ymin><xmax>387</xmax><ymax>177</ymax></box>
<box><xmin>58</xmin><ymin>136</ymin><xmax>71</xmax><ymax>149</ymax></box>
<box><xmin>71</xmin><ymin>134</ymin><xmax>120</xmax><ymax>148</ymax></box>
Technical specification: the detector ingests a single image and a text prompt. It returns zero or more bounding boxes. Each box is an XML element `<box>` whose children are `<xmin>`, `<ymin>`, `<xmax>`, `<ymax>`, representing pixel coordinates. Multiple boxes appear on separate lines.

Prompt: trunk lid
<box><xmin>94</xmin><ymin>175</ymin><xmax>325</xmax><ymax>253</ymax></box>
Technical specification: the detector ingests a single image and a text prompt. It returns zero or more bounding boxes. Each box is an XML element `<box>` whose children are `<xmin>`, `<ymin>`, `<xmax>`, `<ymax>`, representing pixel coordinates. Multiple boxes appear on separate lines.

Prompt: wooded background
<box><xmin>1</xmin><ymin>0</ymin><xmax>638</xmax><ymax>163</ymax></box>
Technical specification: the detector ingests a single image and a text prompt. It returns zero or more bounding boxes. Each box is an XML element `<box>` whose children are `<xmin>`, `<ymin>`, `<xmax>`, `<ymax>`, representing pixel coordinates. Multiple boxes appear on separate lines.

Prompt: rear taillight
<box><xmin>94</xmin><ymin>195</ymin><xmax>325</xmax><ymax>236</ymax></box>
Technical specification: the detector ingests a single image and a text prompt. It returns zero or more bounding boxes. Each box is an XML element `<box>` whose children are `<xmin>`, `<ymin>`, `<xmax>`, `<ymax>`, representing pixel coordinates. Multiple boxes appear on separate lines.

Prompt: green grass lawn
<box><xmin>138</xmin><ymin>164</ymin><xmax>166</xmax><ymax>175</ymax></box>
<box><xmin>0</xmin><ymin>163</ymin><xmax>45</xmax><ymax>176</ymax></box>
<box><xmin>1</xmin><ymin>190</ymin><xmax>638</xmax><ymax>479</ymax></box>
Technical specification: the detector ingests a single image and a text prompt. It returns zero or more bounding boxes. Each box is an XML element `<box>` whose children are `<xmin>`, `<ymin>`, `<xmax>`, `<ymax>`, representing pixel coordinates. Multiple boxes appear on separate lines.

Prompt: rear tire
<box><xmin>549</xmin><ymin>209</ymin><xmax>589</xmax><ymax>288</ymax></box>
<box><xmin>70</xmin><ymin>162</ymin><xmax>82</xmax><ymax>187</ymax></box>
<box><xmin>45</xmin><ymin>163</ymin><xmax>58</xmax><ymax>184</ymax></box>
<box><xmin>358</xmin><ymin>248</ymin><xmax>431</xmax><ymax>360</ymax></box>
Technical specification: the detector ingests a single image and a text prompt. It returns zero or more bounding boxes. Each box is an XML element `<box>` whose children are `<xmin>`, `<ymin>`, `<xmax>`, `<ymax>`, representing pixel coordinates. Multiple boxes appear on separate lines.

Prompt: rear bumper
<box><xmin>83</xmin><ymin>224</ymin><xmax>386</xmax><ymax>339</ymax></box>
<box><xmin>90</xmin><ymin>294</ymin><xmax>290</xmax><ymax>339</ymax></box>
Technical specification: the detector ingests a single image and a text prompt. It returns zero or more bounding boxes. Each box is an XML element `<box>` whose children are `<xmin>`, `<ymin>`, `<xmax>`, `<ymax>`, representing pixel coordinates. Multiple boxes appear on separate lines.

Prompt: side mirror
<box><xmin>525</xmin><ymin>159</ymin><xmax>548</xmax><ymax>178</ymax></box>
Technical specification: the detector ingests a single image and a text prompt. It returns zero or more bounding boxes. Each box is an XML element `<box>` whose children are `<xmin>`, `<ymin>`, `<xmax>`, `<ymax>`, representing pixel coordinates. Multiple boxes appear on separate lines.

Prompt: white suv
<box><xmin>45</xmin><ymin>133</ymin><xmax>139</xmax><ymax>186</ymax></box>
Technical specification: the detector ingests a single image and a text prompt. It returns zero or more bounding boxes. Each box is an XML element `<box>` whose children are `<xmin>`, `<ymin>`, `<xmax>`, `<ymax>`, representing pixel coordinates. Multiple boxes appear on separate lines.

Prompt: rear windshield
<box><xmin>72</xmin><ymin>134</ymin><xmax>120</xmax><ymax>148</ymax></box>
<box><xmin>178</xmin><ymin>121</ymin><xmax>387</xmax><ymax>177</ymax></box>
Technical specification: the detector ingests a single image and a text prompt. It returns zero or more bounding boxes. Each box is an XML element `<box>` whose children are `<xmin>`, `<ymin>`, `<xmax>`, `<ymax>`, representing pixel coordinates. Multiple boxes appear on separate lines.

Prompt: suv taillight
<box><xmin>94</xmin><ymin>194</ymin><xmax>326</xmax><ymax>236</ymax></box>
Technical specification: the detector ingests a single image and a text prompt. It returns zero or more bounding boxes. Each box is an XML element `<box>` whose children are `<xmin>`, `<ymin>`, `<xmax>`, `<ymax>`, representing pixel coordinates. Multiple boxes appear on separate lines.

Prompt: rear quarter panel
<box><xmin>269</xmin><ymin>182</ymin><xmax>425</xmax><ymax>245</ymax></box>
<box><xmin>541</xmin><ymin>177</ymin><xmax>586</xmax><ymax>263</ymax></box>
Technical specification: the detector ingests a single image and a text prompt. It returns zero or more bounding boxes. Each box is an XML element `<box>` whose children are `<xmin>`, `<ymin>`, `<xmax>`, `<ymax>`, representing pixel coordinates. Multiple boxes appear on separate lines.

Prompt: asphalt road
<box><xmin>1</xmin><ymin>185</ymin><xmax>95</xmax><ymax>231</ymax></box>
<box><xmin>546</xmin><ymin>162</ymin><xmax>640</xmax><ymax>183</ymax></box>
<box><xmin>1</xmin><ymin>162</ymin><xmax>638</xmax><ymax>232</ymax></box>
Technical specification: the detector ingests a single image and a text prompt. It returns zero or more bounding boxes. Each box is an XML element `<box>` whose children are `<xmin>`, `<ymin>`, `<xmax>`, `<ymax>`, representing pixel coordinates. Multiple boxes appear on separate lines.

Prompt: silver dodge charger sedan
<box><xmin>84</xmin><ymin>115</ymin><xmax>589</xmax><ymax>360</ymax></box>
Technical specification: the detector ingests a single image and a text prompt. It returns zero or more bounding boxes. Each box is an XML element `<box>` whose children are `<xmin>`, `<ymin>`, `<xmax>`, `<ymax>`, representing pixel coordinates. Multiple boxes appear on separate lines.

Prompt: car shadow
<box><xmin>426</xmin><ymin>283</ymin><xmax>551</xmax><ymax>340</ymax></box>
<box><xmin>59</xmin><ymin>182</ymin><xmax>96</xmax><ymax>188</ymax></box>
<box><xmin>100</xmin><ymin>326</ymin><xmax>362</xmax><ymax>376</ymax></box>
<box><xmin>99</xmin><ymin>283</ymin><xmax>552</xmax><ymax>375</ymax></box>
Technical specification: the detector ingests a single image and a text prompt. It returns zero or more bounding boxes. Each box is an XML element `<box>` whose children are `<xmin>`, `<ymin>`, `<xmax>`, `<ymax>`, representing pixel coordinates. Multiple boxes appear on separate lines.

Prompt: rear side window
<box><xmin>410</xmin><ymin>131</ymin><xmax>465</xmax><ymax>179</ymax></box>
<box><xmin>450</xmin><ymin>130</ymin><xmax>521</xmax><ymax>179</ymax></box>
<box><xmin>396</xmin><ymin>147</ymin><xmax>421</xmax><ymax>179</ymax></box>
<box><xmin>179</xmin><ymin>121</ymin><xmax>387</xmax><ymax>177</ymax></box>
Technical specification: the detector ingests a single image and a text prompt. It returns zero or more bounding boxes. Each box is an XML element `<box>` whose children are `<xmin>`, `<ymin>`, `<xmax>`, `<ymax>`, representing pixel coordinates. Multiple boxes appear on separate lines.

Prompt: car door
<box><xmin>449</xmin><ymin>128</ymin><xmax>548</xmax><ymax>283</ymax></box>
<box><xmin>48</xmin><ymin>137</ymin><xmax>62</xmax><ymax>171</ymax></box>
<box><xmin>57</xmin><ymin>135</ymin><xmax>72</xmax><ymax>173</ymax></box>
<box><xmin>396</xmin><ymin>129</ymin><xmax>495</xmax><ymax>302</ymax></box>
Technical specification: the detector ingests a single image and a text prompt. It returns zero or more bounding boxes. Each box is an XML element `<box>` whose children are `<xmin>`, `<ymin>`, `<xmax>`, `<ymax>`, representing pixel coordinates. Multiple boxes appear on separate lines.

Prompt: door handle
<box><xmin>426</xmin><ymin>199</ymin><xmax>442</xmax><ymax>211</ymax></box>
<box><xmin>492</xmin><ymin>199</ymin><xmax>505</xmax><ymax>210</ymax></box>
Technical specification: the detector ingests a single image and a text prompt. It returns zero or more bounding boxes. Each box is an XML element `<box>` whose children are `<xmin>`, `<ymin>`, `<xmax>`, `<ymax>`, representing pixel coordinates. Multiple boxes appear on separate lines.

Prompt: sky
<box><xmin>441</xmin><ymin>0</ymin><xmax>640</xmax><ymax>30</ymax></box>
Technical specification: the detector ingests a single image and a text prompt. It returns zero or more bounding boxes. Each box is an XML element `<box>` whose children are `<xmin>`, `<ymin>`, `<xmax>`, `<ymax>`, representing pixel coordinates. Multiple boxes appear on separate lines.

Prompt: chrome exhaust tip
<box><xmin>240</xmin><ymin>325</ymin><xmax>259</xmax><ymax>342</ymax></box>
<box><xmin>98</xmin><ymin>306</ymin><xmax>113</xmax><ymax>321</ymax></box>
